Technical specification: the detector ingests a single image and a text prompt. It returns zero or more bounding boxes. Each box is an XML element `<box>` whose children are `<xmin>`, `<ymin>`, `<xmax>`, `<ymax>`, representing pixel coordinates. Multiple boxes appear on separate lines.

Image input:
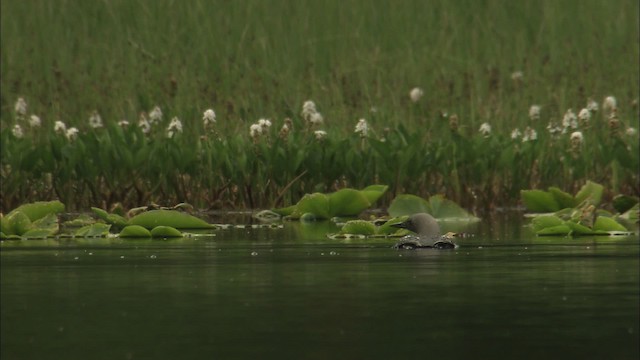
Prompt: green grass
<box><xmin>1</xmin><ymin>0</ymin><xmax>639</xmax><ymax>213</ymax></box>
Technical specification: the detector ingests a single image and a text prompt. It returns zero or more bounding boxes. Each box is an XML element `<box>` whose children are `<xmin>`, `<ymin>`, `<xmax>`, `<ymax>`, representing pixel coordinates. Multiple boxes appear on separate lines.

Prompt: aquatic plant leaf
<box><xmin>328</xmin><ymin>189</ymin><xmax>371</xmax><ymax>217</ymax></box>
<box><xmin>612</xmin><ymin>195</ymin><xmax>639</xmax><ymax>214</ymax></box>
<box><xmin>119</xmin><ymin>225</ymin><xmax>152</xmax><ymax>238</ymax></box>
<box><xmin>0</xmin><ymin>215</ymin><xmax>10</xmax><ymax>236</ymax></box>
<box><xmin>376</xmin><ymin>216</ymin><xmax>410</xmax><ymax>235</ymax></box>
<box><xmin>548</xmin><ymin>187</ymin><xmax>577</xmax><ymax>209</ymax></box>
<box><xmin>618</xmin><ymin>203</ymin><xmax>639</xmax><ymax>225</ymax></box>
<box><xmin>150</xmin><ymin>225</ymin><xmax>183</xmax><ymax>238</ymax></box>
<box><xmin>295</xmin><ymin>193</ymin><xmax>331</xmax><ymax>219</ymax></box>
<box><xmin>564</xmin><ymin>221</ymin><xmax>596</xmax><ymax>235</ymax></box>
<box><xmin>128</xmin><ymin>210</ymin><xmax>215</xmax><ymax>229</ymax></box>
<box><xmin>91</xmin><ymin>207</ymin><xmax>109</xmax><ymax>221</ymax></box>
<box><xmin>593</xmin><ymin>216</ymin><xmax>628</xmax><ymax>232</ymax></box>
<box><xmin>428</xmin><ymin>195</ymin><xmax>480</xmax><ymax>221</ymax></box>
<box><xmin>30</xmin><ymin>213</ymin><xmax>59</xmax><ymax>235</ymax></box>
<box><xmin>574</xmin><ymin>181</ymin><xmax>604</xmax><ymax>207</ymax></box>
<box><xmin>8</xmin><ymin>200</ymin><xmax>65</xmax><ymax>222</ymax></box>
<box><xmin>531</xmin><ymin>215</ymin><xmax>563</xmax><ymax>233</ymax></box>
<box><xmin>75</xmin><ymin>223</ymin><xmax>111</xmax><ymax>237</ymax></box>
<box><xmin>520</xmin><ymin>190</ymin><xmax>560</xmax><ymax>213</ymax></box>
<box><xmin>360</xmin><ymin>185</ymin><xmax>388</xmax><ymax>204</ymax></box>
<box><xmin>91</xmin><ymin>207</ymin><xmax>128</xmax><ymax>228</ymax></box>
<box><xmin>536</xmin><ymin>225</ymin><xmax>572</xmax><ymax>236</ymax></box>
<box><xmin>21</xmin><ymin>229</ymin><xmax>54</xmax><ymax>239</ymax></box>
<box><xmin>63</xmin><ymin>214</ymin><xmax>96</xmax><ymax>227</ymax></box>
<box><xmin>388</xmin><ymin>194</ymin><xmax>431</xmax><ymax>217</ymax></box>
<box><xmin>388</xmin><ymin>194</ymin><xmax>479</xmax><ymax>221</ymax></box>
<box><xmin>340</xmin><ymin>220</ymin><xmax>376</xmax><ymax>235</ymax></box>
<box><xmin>272</xmin><ymin>205</ymin><xmax>297</xmax><ymax>217</ymax></box>
<box><xmin>5</xmin><ymin>211</ymin><xmax>31</xmax><ymax>236</ymax></box>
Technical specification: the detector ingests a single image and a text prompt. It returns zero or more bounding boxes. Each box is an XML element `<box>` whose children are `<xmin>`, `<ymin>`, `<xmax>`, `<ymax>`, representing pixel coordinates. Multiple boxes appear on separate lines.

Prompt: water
<box><xmin>1</xmin><ymin>216</ymin><xmax>638</xmax><ymax>360</ymax></box>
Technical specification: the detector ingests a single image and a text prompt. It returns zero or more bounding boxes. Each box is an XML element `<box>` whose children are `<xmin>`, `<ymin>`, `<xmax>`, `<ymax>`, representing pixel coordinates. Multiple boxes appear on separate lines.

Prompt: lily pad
<box><xmin>520</xmin><ymin>190</ymin><xmax>560</xmax><ymax>213</ymax></box>
<box><xmin>376</xmin><ymin>216</ymin><xmax>410</xmax><ymax>235</ymax></box>
<box><xmin>387</xmin><ymin>194</ymin><xmax>431</xmax><ymax>216</ymax></box>
<box><xmin>340</xmin><ymin>220</ymin><xmax>376</xmax><ymax>235</ymax></box>
<box><xmin>91</xmin><ymin>207</ymin><xmax>128</xmax><ymax>228</ymax></box>
<box><xmin>295</xmin><ymin>193</ymin><xmax>331</xmax><ymax>219</ymax></box>
<box><xmin>388</xmin><ymin>194</ymin><xmax>479</xmax><ymax>222</ymax></box>
<box><xmin>574</xmin><ymin>181</ymin><xmax>604</xmax><ymax>207</ymax></box>
<box><xmin>274</xmin><ymin>185</ymin><xmax>388</xmax><ymax>220</ymax></box>
<box><xmin>548</xmin><ymin>187</ymin><xmax>577</xmax><ymax>209</ymax></box>
<box><xmin>565</xmin><ymin>221</ymin><xmax>596</xmax><ymax>235</ymax></box>
<box><xmin>8</xmin><ymin>200</ymin><xmax>65</xmax><ymax>222</ymax></box>
<box><xmin>271</xmin><ymin>205</ymin><xmax>297</xmax><ymax>217</ymax></box>
<box><xmin>360</xmin><ymin>185</ymin><xmax>389</xmax><ymax>204</ymax></box>
<box><xmin>328</xmin><ymin>189</ymin><xmax>371</xmax><ymax>217</ymax></box>
<box><xmin>531</xmin><ymin>215</ymin><xmax>563</xmax><ymax>233</ymax></box>
<box><xmin>29</xmin><ymin>213</ymin><xmax>59</xmax><ymax>237</ymax></box>
<box><xmin>21</xmin><ymin>229</ymin><xmax>55</xmax><ymax>239</ymax></box>
<box><xmin>129</xmin><ymin>210</ymin><xmax>215</xmax><ymax>229</ymax></box>
<box><xmin>75</xmin><ymin>223</ymin><xmax>111</xmax><ymax>237</ymax></box>
<box><xmin>119</xmin><ymin>225</ymin><xmax>152</xmax><ymax>238</ymax></box>
<box><xmin>5</xmin><ymin>211</ymin><xmax>31</xmax><ymax>236</ymax></box>
<box><xmin>593</xmin><ymin>216</ymin><xmax>628</xmax><ymax>232</ymax></box>
<box><xmin>150</xmin><ymin>225</ymin><xmax>183</xmax><ymax>238</ymax></box>
<box><xmin>536</xmin><ymin>225</ymin><xmax>572</xmax><ymax>236</ymax></box>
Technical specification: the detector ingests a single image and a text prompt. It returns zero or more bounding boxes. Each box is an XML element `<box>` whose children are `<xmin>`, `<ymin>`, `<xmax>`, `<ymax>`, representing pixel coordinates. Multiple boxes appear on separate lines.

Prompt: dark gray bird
<box><xmin>390</xmin><ymin>213</ymin><xmax>457</xmax><ymax>249</ymax></box>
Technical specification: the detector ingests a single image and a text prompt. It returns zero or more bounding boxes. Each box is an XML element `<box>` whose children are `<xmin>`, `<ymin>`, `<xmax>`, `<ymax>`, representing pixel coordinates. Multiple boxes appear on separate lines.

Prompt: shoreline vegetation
<box><xmin>1</xmin><ymin>0</ymin><xmax>639</xmax><ymax>214</ymax></box>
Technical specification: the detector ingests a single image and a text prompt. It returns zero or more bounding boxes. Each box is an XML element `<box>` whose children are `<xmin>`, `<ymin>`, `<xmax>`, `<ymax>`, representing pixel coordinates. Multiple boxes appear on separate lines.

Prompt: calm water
<box><xmin>1</xmin><ymin>215</ymin><xmax>638</xmax><ymax>360</ymax></box>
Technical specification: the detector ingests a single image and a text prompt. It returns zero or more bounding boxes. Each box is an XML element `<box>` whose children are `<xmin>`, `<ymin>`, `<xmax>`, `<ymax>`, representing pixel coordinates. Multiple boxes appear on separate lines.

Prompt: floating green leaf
<box><xmin>388</xmin><ymin>194</ymin><xmax>479</xmax><ymax>222</ymax></box>
<box><xmin>376</xmin><ymin>216</ymin><xmax>410</xmax><ymax>235</ymax></box>
<box><xmin>8</xmin><ymin>200</ymin><xmax>65</xmax><ymax>222</ymax></box>
<box><xmin>536</xmin><ymin>225</ymin><xmax>572</xmax><ymax>236</ymax></box>
<box><xmin>360</xmin><ymin>185</ymin><xmax>389</xmax><ymax>204</ymax></box>
<box><xmin>21</xmin><ymin>229</ymin><xmax>54</xmax><ymax>239</ymax></box>
<box><xmin>328</xmin><ymin>189</ymin><xmax>371</xmax><ymax>217</ymax></box>
<box><xmin>91</xmin><ymin>207</ymin><xmax>128</xmax><ymax>228</ymax></box>
<box><xmin>63</xmin><ymin>214</ymin><xmax>96</xmax><ymax>227</ymax></box>
<box><xmin>548</xmin><ymin>187</ymin><xmax>576</xmax><ymax>209</ymax></box>
<box><xmin>520</xmin><ymin>190</ymin><xmax>560</xmax><ymax>213</ymax></box>
<box><xmin>150</xmin><ymin>225</ymin><xmax>183</xmax><ymax>238</ymax></box>
<box><xmin>593</xmin><ymin>216</ymin><xmax>628</xmax><ymax>232</ymax></box>
<box><xmin>428</xmin><ymin>195</ymin><xmax>478</xmax><ymax>220</ymax></box>
<box><xmin>0</xmin><ymin>214</ymin><xmax>11</xmax><ymax>235</ymax></box>
<box><xmin>574</xmin><ymin>181</ymin><xmax>604</xmax><ymax>206</ymax></box>
<box><xmin>531</xmin><ymin>215</ymin><xmax>563</xmax><ymax>233</ymax></box>
<box><xmin>340</xmin><ymin>220</ymin><xmax>376</xmax><ymax>235</ymax></box>
<box><xmin>119</xmin><ymin>225</ymin><xmax>152</xmax><ymax>238</ymax></box>
<box><xmin>565</xmin><ymin>221</ymin><xmax>596</xmax><ymax>235</ymax></box>
<box><xmin>296</xmin><ymin>193</ymin><xmax>331</xmax><ymax>219</ymax></box>
<box><xmin>271</xmin><ymin>205</ymin><xmax>296</xmax><ymax>217</ymax></box>
<box><xmin>128</xmin><ymin>210</ymin><xmax>215</xmax><ymax>229</ymax></box>
<box><xmin>5</xmin><ymin>211</ymin><xmax>31</xmax><ymax>236</ymax></box>
<box><xmin>274</xmin><ymin>185</ymin><xmax>388</xmax><ymax>220</ymax></box>
<box><xmin>75</xmin><ymin>223</ymin><xmax>111</xmax><ymax>237</ymax></box>
<box><xmin>29</xmin><ymin>213</ymin><xmax>59</xmax><ymax>236</ymax></box>
<box><xmin>387</xmin><ymin>194</ymin><xmax>431</xmax><ymax>217</ymax></box>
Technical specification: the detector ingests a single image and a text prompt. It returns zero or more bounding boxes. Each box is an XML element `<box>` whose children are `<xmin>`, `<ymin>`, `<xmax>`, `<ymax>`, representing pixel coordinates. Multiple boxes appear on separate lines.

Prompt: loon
<box><xmin>390</xmin><ymin>213</ymin><xmax>457</xmax><ymax>249</ymax></box>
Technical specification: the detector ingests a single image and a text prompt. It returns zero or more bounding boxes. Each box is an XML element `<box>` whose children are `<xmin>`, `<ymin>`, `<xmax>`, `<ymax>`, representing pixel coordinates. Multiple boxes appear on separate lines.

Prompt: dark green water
<box><xmin>1</xmin><ymin>217</ymin><xmax>639</xmax><ymax>360</ymax></box>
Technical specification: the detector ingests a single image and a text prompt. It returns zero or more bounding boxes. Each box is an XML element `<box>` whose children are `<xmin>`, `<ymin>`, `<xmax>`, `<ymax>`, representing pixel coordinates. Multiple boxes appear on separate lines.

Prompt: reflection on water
<box><xmin>1</xmin><ymin>217</ymin><xmax>638</xmax><ymax>360</ymax></box>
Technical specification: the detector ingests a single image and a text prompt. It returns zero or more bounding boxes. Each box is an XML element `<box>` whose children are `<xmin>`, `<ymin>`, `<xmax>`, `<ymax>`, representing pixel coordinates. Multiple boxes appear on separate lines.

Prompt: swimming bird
<box><xmin>390</xmin><ymin>213</ymin><xmax>457</xmax><ymax>249</ymax></box>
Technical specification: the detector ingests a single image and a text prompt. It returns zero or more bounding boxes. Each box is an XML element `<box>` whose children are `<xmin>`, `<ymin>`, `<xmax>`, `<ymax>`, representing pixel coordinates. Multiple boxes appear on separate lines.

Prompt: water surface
<box><xmin>1</xmin><ymin>217</ymin><xmax>638</xmax><ymax>359</ymax></box>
